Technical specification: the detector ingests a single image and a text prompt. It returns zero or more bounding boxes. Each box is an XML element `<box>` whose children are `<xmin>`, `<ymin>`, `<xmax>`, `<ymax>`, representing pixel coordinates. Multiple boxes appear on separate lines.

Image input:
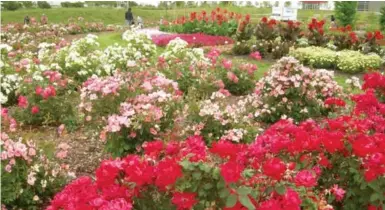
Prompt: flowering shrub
<box><xmin>306</xmin><ymin>18</ymin><xmax>329</xmax><ymax>46</ymax></box>
<box><xmin>290</xmin><ymin>47</ymin><xmax>383</xmax><ymax>73</ymax></box>
<box><xmin>1</xmin><ymin>132</ymin><xmax>70</xmax><ymax>209</ymax></box>
<box><xmin>216</xmin><ymin>58</ymin><xmax>258</xmax><ymax>96</ymax></box>
<box><xmin>255</xmin><ymin>17</ymin><xmax>279</xmax><ymax>41</ymax></box>
<box><xmin>362</xmin><ymin>72</ymin><xmax>385</xmax><ymax>102</ymax></box>
<box><xmin>289</xmin><ymin>46</ymin><xmax>337</xmax><ymax>69</ymax></box>
<box><xmin>251</xmin><ymin>37</ymin><xmax>293</xmax><ymax>59</ymax></box>
<box><xmin>54</xmin><ymin>34</ymin><xmax>106</xmax><ymax>82</ymax></box>
<box><xmin>79</xmin><ymin>71</ymin><xmax>182</xmax><ymax>157</ymax></box>
<box><xmin>49</xmin><ymin>71</ymin><xmax>385</xmax><ymax>209</ymax></box>
<box><xmin>250</xmin><ymin>57</ymin><xmax>343</xmax><ymax>123</ymax></box>
<box><xmin>160</xmin><ymin>8</ymin><xmax>248</xmax><ymax>37</ymax></box>
<box><xmin>337</xmin><ymin>50</ymin><xmax>382</xmax><ymax>73</ymax></box>
<box><xmin>158</xmin><ymin>38</ymin><xmax>217</xmax><ymax>98</ymax></box>
<box><xmin>11</xmin><ymin>70</ymin><xmax>79</xmax><ymax>129</ymax></box>
<box><xmin>121</xmin><ymin>29</ymin><xmax>157</xmax><ymax>60</ymax></box>
<box><xmin>152</xmin><ymin>33</ymin><xmax>233</xmax><ymax>47</ymax></box>
<box><xmin>183</xmin><ymin>91</ymin><xmax>261</xmax><ymax>143</ymax></box>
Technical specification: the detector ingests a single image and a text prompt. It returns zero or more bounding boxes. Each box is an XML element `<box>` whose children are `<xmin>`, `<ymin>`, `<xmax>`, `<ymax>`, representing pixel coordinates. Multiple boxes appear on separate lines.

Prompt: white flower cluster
<box><xmin>161</xmin><ymin>37</ymin><xmax>210</xmax><ymax>66</ymax></box>
<box><xmin>0</xmin><ymin>74</ymin><xmax>21</xmax><ymax>104</ymax></box>
<box><xmin>221</xmin><ymin>128</ymin><xmax>248</xmax><ymax>143</ymax></box>
<box><xmin>345</xmin><ymin>76</ymin><xmax>361</xmax><ymax>89</ymax></box>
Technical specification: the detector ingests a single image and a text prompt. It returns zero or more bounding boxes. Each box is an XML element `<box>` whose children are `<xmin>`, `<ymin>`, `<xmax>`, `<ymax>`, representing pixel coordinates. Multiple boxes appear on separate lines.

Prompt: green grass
<box><xmin>97</xmin><ymin>32</ymin><xmax>125</xmax><ymax>49</ymax></box>
<box><xmin>1</xmin><ymin>6</ymin><xmax>381</xmax><ymax>30</ymax></box>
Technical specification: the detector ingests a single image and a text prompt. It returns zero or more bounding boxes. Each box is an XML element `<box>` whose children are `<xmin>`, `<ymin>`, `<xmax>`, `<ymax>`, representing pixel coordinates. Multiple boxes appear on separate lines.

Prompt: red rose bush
<box><xmin>48</xmin><ymin>79</ymin><xmax>385</xmax><ymax>209</ymax></box>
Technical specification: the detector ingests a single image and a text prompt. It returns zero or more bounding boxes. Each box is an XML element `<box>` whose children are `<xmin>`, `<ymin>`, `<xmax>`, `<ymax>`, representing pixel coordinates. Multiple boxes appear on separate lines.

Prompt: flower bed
<box><xmin>152</xmin><ymin>33</ymin><xmax>234</xmax><ymax>47</ymax></box>
<box><xmin>289</xmin><ymin>46</ymin><xmax>383</xmax><ymax>73</ymax></box>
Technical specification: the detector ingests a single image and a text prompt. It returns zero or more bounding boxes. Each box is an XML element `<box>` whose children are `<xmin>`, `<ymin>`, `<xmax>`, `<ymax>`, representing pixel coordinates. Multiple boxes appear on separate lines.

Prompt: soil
<box><xmin>17</xmin><ymin>126</ymin><xmax>110</xmax><ymax>176</ymax></box>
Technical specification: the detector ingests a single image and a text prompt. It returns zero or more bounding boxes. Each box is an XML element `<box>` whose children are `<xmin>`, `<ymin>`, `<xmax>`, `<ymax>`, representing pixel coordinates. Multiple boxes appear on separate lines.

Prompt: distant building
<box><xmin>300</xmin><ymin>1</ymin><xmax>334</xmax><ymax>10</ymax></box>
<box><xmin>357</xmin><ymin>1</ymin><xmax>385</xmax><ymax>12</ymax></box>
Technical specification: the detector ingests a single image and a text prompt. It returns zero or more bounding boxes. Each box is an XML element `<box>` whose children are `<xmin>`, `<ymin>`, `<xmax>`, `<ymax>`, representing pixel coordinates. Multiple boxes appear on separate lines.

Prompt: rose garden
<box><xmin>1</xmin><ymin>2</ymin><xmax>385</xmax><ymax>210</ymax></box>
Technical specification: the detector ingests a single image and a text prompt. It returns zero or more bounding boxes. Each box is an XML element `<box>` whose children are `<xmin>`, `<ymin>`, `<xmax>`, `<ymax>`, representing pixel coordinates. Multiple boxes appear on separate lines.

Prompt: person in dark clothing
<box><xmin>330</xmin><ymin>15</ymin><xmax>337</xmax><ymax>29</ymax></box>
<box><xmin>24</xmin><ymin>15</ymin><xmax>30</xmax><ymax>25</ymax></box>
<box><xmin>125</xmin><ymin>8</ymin><xmax>134</xmax><ymax>25</ymax></box>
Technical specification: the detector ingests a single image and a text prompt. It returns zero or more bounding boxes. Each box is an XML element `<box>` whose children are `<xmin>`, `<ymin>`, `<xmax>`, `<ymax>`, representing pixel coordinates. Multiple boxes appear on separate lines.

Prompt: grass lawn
<box><xmin>1</xmin><ymin>6</ymin><xmax>382</xmax><ymax>30</ymax></box>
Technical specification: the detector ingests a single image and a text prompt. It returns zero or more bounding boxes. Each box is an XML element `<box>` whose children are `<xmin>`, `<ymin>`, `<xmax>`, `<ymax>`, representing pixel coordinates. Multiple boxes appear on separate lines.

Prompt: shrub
<box><xmin>250</xmin><ymin>57</ymin><xmax>344</xmax><ymax>123</ymax></box>
<box><xmin>335</xmin><ymin>1</ymin><xmax>357</xmax><ymax>27</ymax></box>
<box><xmin>158</xmin><ymin>38</ymin><xmax>217</xmax><ymax>98</ymax></box>
<box><xmin>12</xmin><ymin>70</ymin><xmax>79</xmax><ymax>129</ymax></box>
<box><xmin>48</xmin><ymin>82</ymin><xmax>385</xmax><ymax>209</ymax></box>
<box><xmin>255</xmin><ymin>17</ymin><xmax>279</xmax><ymax>41</ymax></box>
<box><xmin>381</xmin><ymin>6</ymin><xmax>385</xmax><ymax>31</ymax></box>
<box><xmin>215</xmin><ymin>58</ymin><xmax>257</xmax><ymax>96</ymax></box>
<box><xmin>306</xmin><ymin>18</ymin><xmax>329</xmax><ymax>46</ymax></box>
<box><xmin>161</xmin><ymin>8</ymin><xmax>247</xmax><ymax>37</ymax></box>
<box><xmin>21</xmin><ymin>1</ymin><xmax>34</xmax><ymax>8</ymax></box>
<box><xmin>37</xmin><ymin>1</ymin><xmax>51</xmax><ymax>9</ymax></box>
<box><xmin>289</xmin><ymin>46</ymin><xmax>337</xmax><ymax>69</ymax></box>
<box><xmin>61</xmin><ymin>2</ymin><xmax>84</xmax><ymax>7</ymax></box>
<box><xmin>337</xmin><ymin>51</ymin><xmax>382</xmax><ymax>73</ymax></box>
<box><xmin>80</xmin><ymin>71</ymin><xmax>182</xmax><ymax>157</ymax></box>
<box><xmin>290</xmin><ymin>47</ymin><xmax>383</xmax><ymax>73</ymax></box>
<box><xmin>2</xmin><ymin>1</ymin><xmax>22</xmax><ymax>11</ymax></box>
<box><xmin>1</xmin><ymin>132</ymin><xmax>70</xmax><ymax>209</ymax></box>
<box><xmin>184</xmin><ymin>90</ymin><xmax>261</xmax><ymax>143</ymax></box>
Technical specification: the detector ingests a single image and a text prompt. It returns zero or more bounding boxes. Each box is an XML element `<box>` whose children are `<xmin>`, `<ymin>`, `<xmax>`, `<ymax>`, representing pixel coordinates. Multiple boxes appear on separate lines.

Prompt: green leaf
<box><xmin>219</xmin><ymin>188</ymin><xmax>230</xmax><ymax>198</ymax></box>
<box><xmin>275</xmin><ymin>185</ymin><xmax>286</xmax><ymax>195</ymax></box>
<box><xmin>239</xmin><ymin>195</ymin><xmax>256</xmax><ymax>210</ymax></box>
<box><xmin>225</xmin><ymin>194</ymin><xmax>237</xmax><ymax>208</ymax></box>
<box><xmin>237</xmin><ymin>186</ymin><xmax>252</xmax><ymax>196</ymax></box>
<box><xmin>203</xmin><ymin>183</ymin><xmax>213</xmax><ymax>190</ymax></box>
<box><xmin>370</xmin><ymin>193</ymin><xmax>380</xmax><ymax>202</ymax></box>
<box><xmin>192</xmin><ymin>172</ymin><xmax>202</xmax><ymax>180</ymax></box>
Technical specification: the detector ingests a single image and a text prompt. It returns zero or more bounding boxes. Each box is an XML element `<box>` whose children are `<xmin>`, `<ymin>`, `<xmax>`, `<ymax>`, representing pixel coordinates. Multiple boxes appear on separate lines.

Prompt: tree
<box><xmin>380</xmin><ymin>6</ymin><xmax>385</xmax><ymax>31</ymax></box>
<box><xmin>334</xmin><ymin>1</ymin><xmax>358</xmax><ymax>27</ymax></box>
<box><xmin>20</xmin><ymin>1</ymin><xmax>35</xmax><ymax>8</ymax></box>
<box><xmin>2</xmin><ymin>2</ymin><xmax>22</xmax><ymax>11</ymax></box>
<box><xmin>246</xmin><ymin>1</ymin><xmax>253</xmax><ymax>7</ymax></box>
<box><xmin>37</xmin><ymin>1</ymin><xmax>51</xmax><ymax>9</ymax></box>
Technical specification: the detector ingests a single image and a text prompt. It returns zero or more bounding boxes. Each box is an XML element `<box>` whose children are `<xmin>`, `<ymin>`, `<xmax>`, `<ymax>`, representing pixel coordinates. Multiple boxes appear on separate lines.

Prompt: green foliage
<box><xmin>335</xmin><ymin>1</ymin><xmax>358</xmax><ymax>26</ymax></box>
<box><xmin>37</xmin><ymin>1</ymin><xmax>51</xmax><ymax>9</ymax></box>
<box><xmin>20</xmin><ymin>1</ymin><xmax>35</xmax><ymax>8</ymax></box>
<box><xmin>61</xmin><ymin>2</ymin><xmax>85</xmax><ymax>8</ymax></box>
<box><xmin>380</xmin><ymin>6</ymin><xmax>385</xmax><ymax>31</ymax></box>
<box><xmin>2</xmin><ymin>1</ymin><xmax>22</xmax><ymax>11</ymax></box>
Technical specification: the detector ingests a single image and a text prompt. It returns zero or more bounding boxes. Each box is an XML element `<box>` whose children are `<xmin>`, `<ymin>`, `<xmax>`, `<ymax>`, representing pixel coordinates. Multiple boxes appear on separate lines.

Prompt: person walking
<box><xmin>125</xmin><ymin>8</ymin><xmax>134</xmax><ymax>26</ymax></box>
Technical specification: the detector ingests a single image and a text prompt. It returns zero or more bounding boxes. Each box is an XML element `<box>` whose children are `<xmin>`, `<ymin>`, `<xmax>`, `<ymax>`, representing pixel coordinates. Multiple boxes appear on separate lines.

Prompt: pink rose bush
<box><xmin>248</xmin><ymin>57</ymin><xmax>344</xmax><ymax>123</ymax></box>
<box><xmin>11</xmin><ymin>69</ymin><xmax>79</xmax><ymax>129</ymax></box>
<box><xmin>79</xmin><ymin>71</ymin><xmax>182</xmax><ymax>156</ymax></box>
<box><xmin>48</xmin><ymin>78</ymin><xmax>385</xmax><ymax>209</ymax></box>
<box><xmin>1</xmin><ymin>132</ymin><xmax>70</xmax><ymax>209</ymax></box>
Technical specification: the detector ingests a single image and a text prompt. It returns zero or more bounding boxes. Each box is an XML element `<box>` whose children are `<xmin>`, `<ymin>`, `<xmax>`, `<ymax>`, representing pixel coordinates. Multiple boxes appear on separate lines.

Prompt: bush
<box><xmin>61</xmin><ymin>2</ymin><xmax>84</xmax><ymax>7</ymax></box>
<box><xmin>337</xmin><ymin>51</ymin><xmax>382</xmax><ymax>73</ymax></box>
<box><xmin>37</xmin><ymin>1</ymin><xmax>51</xmax><ymax>9</ymax></box>
<box><xmin>20</xmin><ymin>1</ymin><xmax>34</xmax><ymax>8</ymax></box>
<box><xmin>2</xmin><ymin>1</ymin><xmax>22</xmax><ymax>11</ymax></box>
<box><xmin>1</xmin><ymin>132</ymin><xmax>69</xmax><ymax>209</ymax></box>
<box><xmin>48</xmin><ymin>81</ymin><xmax>385</xmax><ymax>209</ymax></box>
<box><xmin>80</xmin><ymin>71</ymin><xmax>182</xmax><ymax>157</ymax></box>
<box><xmin>335</xmin><ymin>1</ymin><xmax>357</xmax><ymax>27</ymax></box>
<box><xmin>158</xmin><ymin>38</ymin><xmax>217</xmax><ymax>98</ymax></box>
<box><xmin>289</xmin><ymin>46</ymin><xmax>337</xmax><ymax>69</ymax></box>
<box><xmin>381</xmin><ymin>6</ymin><xmax>385</xmax><ymax>31</ymax></box>
<box><xmin>12</xmin><ymin>70</ymin><xmax>79</xmax><ymax>129</ymax></box>
<box><xmin>290</xmin><ymin>47</ymin><xmax>383</xmax><ymax>73</ymax></box>
<box><xmin>250</xmin><ymin>57</ymin><xmax>344</xmax><ymax>123</ymax></box>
